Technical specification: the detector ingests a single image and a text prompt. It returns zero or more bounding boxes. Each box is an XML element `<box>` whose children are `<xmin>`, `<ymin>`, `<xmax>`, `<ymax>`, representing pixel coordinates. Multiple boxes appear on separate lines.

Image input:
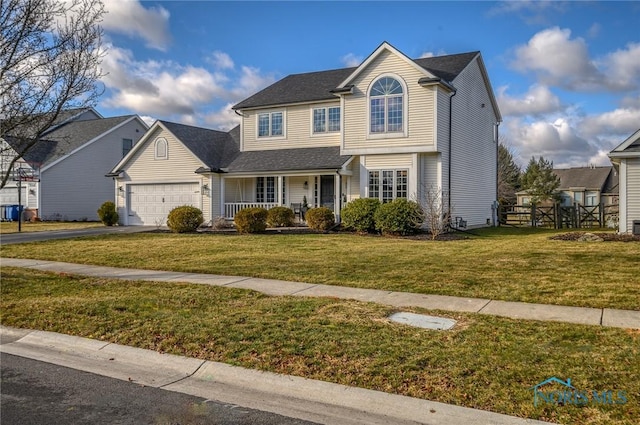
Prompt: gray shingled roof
<box><xmin>554</xmin><ymin>167</ymin><xmax>613</xmax><ymax>191</ymax></box>
<box><xmin>232</xmin><ymin>51</ymin><xmax>478</xmax><ymax>110</ymax></box>
<box><xmin>160</xmin><ymin>121</ymin><xmax>239</xmax><ymax>171</ymax></box>
<box><xmin>19</xmin><ymin>115</ymin><xmax>133</xmax><ymax>166</ymax></box>
<box><xmin>225</xmin><ymin>146</ymin><xmax>351</xmax><ymax>173</ymax></box>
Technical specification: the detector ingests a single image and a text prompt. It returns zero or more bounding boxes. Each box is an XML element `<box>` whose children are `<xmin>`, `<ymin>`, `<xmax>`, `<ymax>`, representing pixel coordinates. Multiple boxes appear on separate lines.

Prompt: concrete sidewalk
<box><xmin>2</xmin><ymin>257</ymin><xmax>639</xmax><ymax>329</ymax></box>
<box><xmin>0</xmin><ymin>326</ymin><xmax>552</xmax><ymax>425</ymax></box>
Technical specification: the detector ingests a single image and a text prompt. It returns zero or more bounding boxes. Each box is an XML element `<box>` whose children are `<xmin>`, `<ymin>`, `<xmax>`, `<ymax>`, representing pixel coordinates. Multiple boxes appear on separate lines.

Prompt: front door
<box><xmin>320</xmin><ymin>175</ymin><xmax>334</xmax><ymax>212</ymax></box>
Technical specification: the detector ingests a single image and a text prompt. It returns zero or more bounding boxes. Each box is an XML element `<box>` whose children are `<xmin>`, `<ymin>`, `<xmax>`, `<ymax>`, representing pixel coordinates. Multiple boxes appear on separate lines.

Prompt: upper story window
<box><xmin>155</xmin><ymin>137</ymin><xmax>168</xmax><ymax>160</ymax></box>
<box><xmin>313</xmin><ymin>106</ymin><xmax>341</xmax><ymax>134</ymax></box>
<box><xmin>369</xmin><ymin>77</ymin><xmax>404</xmax><ymax>134</ymax></box>
<box><xmin>122</xmin><ymin>138</ymin><xmax>133</xmax><ymax>157</ymax></box>
<box><xmin>258</xmin><ymin>111</ymin><xmax>284</xmax><ymax>137</ymax></box>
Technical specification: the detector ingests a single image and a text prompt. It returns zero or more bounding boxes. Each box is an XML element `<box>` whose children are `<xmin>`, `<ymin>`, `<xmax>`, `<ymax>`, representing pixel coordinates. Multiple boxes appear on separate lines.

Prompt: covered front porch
<box><xmin>221</xmin><ymin>173</ymin><xmax>348</xmax><ymax>221</ymax></box>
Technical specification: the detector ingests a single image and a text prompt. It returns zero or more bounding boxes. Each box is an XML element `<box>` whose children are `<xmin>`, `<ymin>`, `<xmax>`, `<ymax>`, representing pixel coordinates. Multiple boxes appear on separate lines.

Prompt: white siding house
<box><xmin>1</xmin><ymin>109</ymin><xmax>147</xmax><ymax>221</ymax></box>
<box><xmin>609</xmin><ymin>129</ymin><xmax>640</xmax><ymax>234</ymax></box>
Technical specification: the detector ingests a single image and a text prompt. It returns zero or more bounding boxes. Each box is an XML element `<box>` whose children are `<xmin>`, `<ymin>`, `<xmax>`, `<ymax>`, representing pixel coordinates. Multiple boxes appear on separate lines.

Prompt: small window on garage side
<box><xmin>155</xmin><ymin>138</ymin><xmax>168</xmax><ymax>160</ymax></box>
<box><xmin>122</xmin><ymin>138</ymin><xmax>133</xmax><ymax>157</ymax></box>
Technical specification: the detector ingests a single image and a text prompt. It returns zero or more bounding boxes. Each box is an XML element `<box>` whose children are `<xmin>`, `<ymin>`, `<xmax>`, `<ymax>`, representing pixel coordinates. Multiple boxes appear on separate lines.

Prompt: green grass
<box><xmin>0</xmin><ymin>221</ymin><xmax>103</xmax><ymax>234</ymax></box>
<box><xmin>1</xmin><ymin>267</ymin><xmax>637</xmax><ymax>425</ymax></box>
<box><xmin>1</xmin><ymin>227</ymin><xmax>638</xmax><ymax>310</ymax></box>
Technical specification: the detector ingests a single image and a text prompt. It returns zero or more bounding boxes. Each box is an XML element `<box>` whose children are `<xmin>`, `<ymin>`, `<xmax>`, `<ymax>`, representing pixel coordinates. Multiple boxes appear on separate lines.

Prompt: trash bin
<box><xmin>633</xmin><ymin>220</ymin><xmax>640</xmax><ymax>235</ymax></box>
<box><xmin>8</xmin><ymin>205</ymin><xmax>22</xmax><ymax>221</ymax></box>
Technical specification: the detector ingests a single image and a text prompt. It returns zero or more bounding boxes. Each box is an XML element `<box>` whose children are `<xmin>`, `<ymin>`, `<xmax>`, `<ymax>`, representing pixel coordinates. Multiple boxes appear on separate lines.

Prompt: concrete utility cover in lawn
<box><xmin>389</xmin><ymin>312</ymin><xmax>457</xmax><ymax>330</ymax></box>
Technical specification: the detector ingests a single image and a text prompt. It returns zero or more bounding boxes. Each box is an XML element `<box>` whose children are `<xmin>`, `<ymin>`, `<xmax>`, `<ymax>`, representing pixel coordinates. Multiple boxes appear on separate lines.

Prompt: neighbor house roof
<box><xmin>13</xmin><ymin>115</ymin><xmax>133</xmax><ymax>166</ymax></box>
<box><xmin>224</xmin><ymin>146</ymin><xmax>352</xmax><ymax>173</ymax></box>
<box><xmin>609</xmin><ymin>129</ymin><xmax>640</xmax><ymax>158</ymax></box>
<box><xmin>159</xmin><ymin>121</ymin><xmax>240</xmax><ymax>172</ymax></box>
<box><xmin>232</xmin><ymin>51</ymin><xmax>478</xmax><ymax>110</ymax></box>
<box><xmin>554</xmin><ymin>166</ymin><xmax>614</xmax><ymax>191</ymax></box>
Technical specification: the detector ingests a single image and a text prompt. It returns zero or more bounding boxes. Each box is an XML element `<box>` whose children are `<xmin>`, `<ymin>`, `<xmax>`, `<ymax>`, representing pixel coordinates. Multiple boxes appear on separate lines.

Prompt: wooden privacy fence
<box><xmin>499</xmin><ymin>203</ymin><xmax>619</xmax><ymax>229</ymax></box>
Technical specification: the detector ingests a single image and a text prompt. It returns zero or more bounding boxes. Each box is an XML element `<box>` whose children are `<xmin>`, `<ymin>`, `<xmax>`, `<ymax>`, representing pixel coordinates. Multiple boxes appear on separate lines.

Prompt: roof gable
<box><xmin>232</xmin><ymin>44</ymin><xmax>479</xmax><ymax>110</ymax></box>
<box><xmin>16</xmin><ymin>115</ymin><xmax>140</xmax><ymax>168</ymax></box>
<box><xmin>610</xmin><ymin>129</ymin><xmax>640</xmax><ymax>155</ymax></box>
<box><xmin>553</xmin><ymin>166</ymin><xmax>613</xmax><ymax>191</ymax></box>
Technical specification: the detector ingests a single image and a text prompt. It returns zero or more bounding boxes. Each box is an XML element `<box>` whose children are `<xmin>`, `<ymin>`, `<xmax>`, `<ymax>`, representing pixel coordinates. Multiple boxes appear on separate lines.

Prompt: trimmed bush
<box><xmin>341</xmin><ymin>198</ymin><xmax>381</xmax><ymax>233</ymax></box>
<box><xmin>374</xmin><ymin>198</ymin><xmax>424</xmax><ymax>235</ymax></box>
<box><xmin>267</xmin><ymin>206</ymin><xmax>294</xmax><ymax>228</ymax></box>
<box><xmin>234</xmin><ymin>207</ymin><xmax>268</xmax><ymax>234</ymax></box>
<box><xmin>167</xmin><ymin>205</ymin><xmax>204</xmax><ymax>233</ymax></box>
<box><xmin>305</xmin><ymin>207</ymin><xmax>335</xmax><ymax>232</ymax></box>
<box><xmin>97</xmin><ymin>201</ymin><xmax>119</xmax><ymax>226</ymax></box>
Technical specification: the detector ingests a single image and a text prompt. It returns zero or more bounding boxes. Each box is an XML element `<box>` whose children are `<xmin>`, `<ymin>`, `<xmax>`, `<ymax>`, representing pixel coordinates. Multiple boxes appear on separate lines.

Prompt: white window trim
<box><xmin>154</xmin><ymin>137</ymin><xmax>168</xmax><ymax>160</ymax></box>
<box><xmin>367</xmin><ymin>168</ymin><xmax>409</xmax><ymax>202</ymax></box>
<box><xmin>311</xmin><ymin>106</ymin><xmax>341</xmax><ymax>136</ymax></box>
<box><xmin>256</xmin><ymin>110</ymin><xmax>286</xmax><ymax>139</ymax></box>
<box><xmin>366</xmin><ymin>74</ymin><xmax>408</xmax><ymax>139</ymax></box>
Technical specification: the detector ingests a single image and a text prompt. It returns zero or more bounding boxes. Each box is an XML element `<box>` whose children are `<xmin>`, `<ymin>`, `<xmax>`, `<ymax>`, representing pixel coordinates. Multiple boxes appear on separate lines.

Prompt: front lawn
<box><xmin>1</xmin><ymin>227</ymin><xmax>637</xmax><ymax>310</ymax></box>
<box><xmin>0</xmin><ymin>221</ymin><xmax>103</xmax><ymax>234</ymax></box>
<box><xmin>1</xmin><ymin>267</ymin><xmax>637</xmax><ymax>425</ymax></box>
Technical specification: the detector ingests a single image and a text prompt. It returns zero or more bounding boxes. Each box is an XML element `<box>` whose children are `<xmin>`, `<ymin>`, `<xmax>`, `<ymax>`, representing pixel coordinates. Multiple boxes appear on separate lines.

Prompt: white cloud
<box><xmin>139</xmin><ymin>115</ymin><xmax>156</xmax><ymax>127</ymax></box>
<box><xmin>420</xmin><ymin>52</ymin><xmax>435</xmax><ymax>58</ymax></box>
<box><xmin>341</xmin><ymin>53</ymin><xmax>362</xmax><ymax>67</ymax></box>
<box><xmin>205</xmin><ymin>103</ymin><xmax>241</xmax><ymax>131</ymax></box>
<box><xmin>587</xmin><ymin>23</ymin><xmax>601</xmax><ymax>38</ymax></box>
<box><xmin>497</xmin><ymin>85</ymin><xmax>562</xmax><ymax>117</ymax></box>
<box><xmin>602</xmin><ymin>43</ymin><xmax>640</xmax><ymax>91</ymax></box>
<box><xmin>580</xmin><ymin>108</ymin><xmax>640</xmax><ymax>138</ymax></box>
<box><xmin>100</xmin><ymin>45</ymin><xmax>275</xmax><ymax>125</ymax></box>
<box><xmin>102</xmin><ymin>0</ymin><xmax>171</xmax><ymax>51</ymax></box>
<box><xmin>512</xmin><ymin>27</ymin><xmax>604</xmax><ymax>91</ymax></box>
<box><xmin>487</xmin><ymin>1</ymin><xmax>568</xmax><ymax>25</ymax></box>
<box><xmin>208</xmin><ymin>51</ymin><xmax>234</xmax><ymax>70</ymax></box>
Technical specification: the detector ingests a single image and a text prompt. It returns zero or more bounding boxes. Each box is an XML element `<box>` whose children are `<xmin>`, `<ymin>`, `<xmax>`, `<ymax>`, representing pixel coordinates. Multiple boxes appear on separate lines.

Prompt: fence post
<box><xmin>531</xmin><ymin>204</ymin><xmax>536</xmax><ymax>227</ymax></box>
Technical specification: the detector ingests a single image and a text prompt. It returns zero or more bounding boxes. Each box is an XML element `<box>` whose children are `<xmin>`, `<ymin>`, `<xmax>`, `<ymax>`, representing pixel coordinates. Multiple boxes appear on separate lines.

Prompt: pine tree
<box><xmin>520</xmin><ymin>156</ymin><xmax>561</xmax><ymax>204</ymax></box>
<box><xmin>497</xmin><ymin>144</ymin><xmax>521</xmax><ymax>204</ymax></box>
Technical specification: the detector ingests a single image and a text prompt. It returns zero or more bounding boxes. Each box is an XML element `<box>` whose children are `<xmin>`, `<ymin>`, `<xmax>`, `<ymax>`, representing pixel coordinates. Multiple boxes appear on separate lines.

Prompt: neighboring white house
<box><xmin>608</xmin><ymin>129</ymin><xmax>640</xmax><ymax>234</ymax></box>
<box><xmin>1</xmin><ymin>108</ymin><xmax>148</xmax><ymax>221</ymax></box>
<box><xmin>110</xmin><ymin>41</ymin><xmax>502</xmax><ymax>227</ymax></box>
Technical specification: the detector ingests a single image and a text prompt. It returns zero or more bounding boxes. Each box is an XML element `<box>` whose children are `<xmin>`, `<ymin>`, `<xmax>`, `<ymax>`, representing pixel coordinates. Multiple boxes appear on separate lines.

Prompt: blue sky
<box><xmin>97</xmin><ymin>1</ymin><xmax>640</xmax><ymax>168</ymax></box>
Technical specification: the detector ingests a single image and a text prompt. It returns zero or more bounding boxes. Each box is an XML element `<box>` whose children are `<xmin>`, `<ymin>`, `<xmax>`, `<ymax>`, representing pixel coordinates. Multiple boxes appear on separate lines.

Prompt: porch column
<box><xmin>277</xmin><ymin>175</ymin><xmax>283</xmax><ymax>205</ymax></box>
<box><xmin>220</xmin><ymin>176</ymin><xmax>226</xmax><ymax>218</ymax></box>
<box><xmin>335</xmin><ymin>173</ymin><xmax>341</xmax><ymax>222</ymax></box>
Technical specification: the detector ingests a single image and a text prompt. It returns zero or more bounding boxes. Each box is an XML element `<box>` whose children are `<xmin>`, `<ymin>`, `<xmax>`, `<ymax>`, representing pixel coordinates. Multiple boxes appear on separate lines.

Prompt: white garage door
<box><xmin>127</xmin><ymin>183</ymin><xmax>199</xmax><ymax>225</ymax></box>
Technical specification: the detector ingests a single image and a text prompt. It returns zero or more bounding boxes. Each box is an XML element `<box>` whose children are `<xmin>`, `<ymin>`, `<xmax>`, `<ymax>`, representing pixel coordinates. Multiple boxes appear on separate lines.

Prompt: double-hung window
<box><xmin>122</xmin><ymin>138</ymin><xmax>133</xmax><ymax>157</ymax></box>
<box><xmin>313</xmin><ymin>107</ymin><xmax>340</xmax><ymax>134</ymax></box>
<box><xmin>369</xmin><ymin>77</ymin><xmax>404</xmax><ymax>134</ymax></box>
<box><xmin>368</xmin><ymin>169</ymin><xmax>408</xmax><ymax>202</ymax></box>
<box><xmin>258</xmin><ymin>112</ymin><xmax>283</xmax><ymax>137</ymax></box>
<box><xmin>256</xmin><ymin>177</ymin><xmax>275</xmax><ymax>203</ymax></box>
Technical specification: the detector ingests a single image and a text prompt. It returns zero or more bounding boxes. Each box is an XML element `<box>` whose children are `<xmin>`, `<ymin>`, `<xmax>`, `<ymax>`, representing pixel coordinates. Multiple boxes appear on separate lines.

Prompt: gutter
<box><xmin>448</xmin><ymin>88</ymin><xmax>457</xmax><ymax>214</ymax></box>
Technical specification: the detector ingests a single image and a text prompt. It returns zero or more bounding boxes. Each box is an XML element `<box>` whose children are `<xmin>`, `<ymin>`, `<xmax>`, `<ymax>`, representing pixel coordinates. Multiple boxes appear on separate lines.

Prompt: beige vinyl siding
<box><xmin>347</xmin><ymin>156</ymin><xmax>360</xmax><ymax>200</ymax></box>
<box><xmin>364</xmin><ymin>154</ymin><xmax>413</xmax><ymax>168</ymax></box>
<box><xmin>242</xmin><ymin>102</ymin><xmax>341</xmax><ymax>152</ymax></box>
<box><xmin>625</xmin><ymin>158</ymin><xmax>640</xmax><ymax>233</ymax></box>
<box><xmin>449</xmin><ymin>58</ymin><xmax>498</xmax><ymax>227</ymax></box>
<box><xmin>418</xmin><ymin>153</ymin><xmax>440</xmax><ymax>201</ymax></box>
<box><xmin>40</xmin><ymin>118</ymin><xmax>145</xmax><ymax>221</ymax></box>
<box><xmin>118</xmin><ymin>126</ymin><xmax>210</xmax><ymax>221</ymax></box>
<box><xmin>343</xmin><ymin>49</ymin><xmax>435</xmax><ymax>154</ymax></box>
<box><xmin>288</xmin><ymin>176</ymin><xmax>312</xmax><ymax>206</ymax></box>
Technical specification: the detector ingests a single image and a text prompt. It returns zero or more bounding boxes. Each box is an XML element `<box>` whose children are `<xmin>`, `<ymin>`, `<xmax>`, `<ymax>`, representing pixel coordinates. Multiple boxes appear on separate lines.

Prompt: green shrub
<box><xmin>234</xmin><ymin>207</ymin><xmax>268</xmax><ymax>233</ymax></box>
<box><xmin>267</xmin><ymin>206</ymin><xmax>294</xmax><ymax>227</ymax></box>
<box><xmin>374</xmin><ymin>199</ymin><xmax>423</xmax><ymax>235</ymax></box>
<box><xmin>97</xmin><ymin>201</ymin><xmax>119</xmax><ymax>226</ymax></box>
<box><xmin>341</xmin><ymin>198</ymin><xmax>381</xmax><ymax>233</ymax></box>
<box><xmin>305</xmin><ymin>207</ymin><xmax>335</xmax><ymax>232</ymax></box>
<box><xmin>167</xmin><ymin>205</ymin><xmax>204</xmax><ymax>233</ymax></box>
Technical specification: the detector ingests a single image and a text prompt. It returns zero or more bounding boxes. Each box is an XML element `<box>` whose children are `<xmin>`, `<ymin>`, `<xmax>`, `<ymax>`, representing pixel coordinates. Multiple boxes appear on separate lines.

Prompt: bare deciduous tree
<box><xmin>0</xmin><ymin>0</ymin><xmax>105</xmax><ymax>188</ymax></box>
<box><xmin>418</xmin><ymin>184</ymin><xmax>452</xmax><ymax>240</ymax></box>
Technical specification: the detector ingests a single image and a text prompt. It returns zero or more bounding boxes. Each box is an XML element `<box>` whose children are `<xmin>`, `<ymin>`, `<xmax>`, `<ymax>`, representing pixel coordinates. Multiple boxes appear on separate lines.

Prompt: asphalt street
<box><xmin>1</xmin><ymin>352</ymin><xmax>319</xmax><ymax>425</ymax></box>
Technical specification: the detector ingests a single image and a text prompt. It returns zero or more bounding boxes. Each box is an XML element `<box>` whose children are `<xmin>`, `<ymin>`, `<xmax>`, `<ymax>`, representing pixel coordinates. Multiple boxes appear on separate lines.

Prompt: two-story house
<box><xmin>110</xmin><ymin>42</ymin><xmax>501</xmax><ymax>227</ymax></box>
<box><xmin>1</xmin><ymin>108</ymin><xmax>148</xmax><ymax>221</ymax></box>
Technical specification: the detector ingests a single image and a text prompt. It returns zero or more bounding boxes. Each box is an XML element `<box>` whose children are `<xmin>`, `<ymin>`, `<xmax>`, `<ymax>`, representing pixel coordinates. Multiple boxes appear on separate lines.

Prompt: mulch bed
<box><xmin>549</xmin><ymin>232</ymin><xmax>640</xmax><ymax>242</ymax></box>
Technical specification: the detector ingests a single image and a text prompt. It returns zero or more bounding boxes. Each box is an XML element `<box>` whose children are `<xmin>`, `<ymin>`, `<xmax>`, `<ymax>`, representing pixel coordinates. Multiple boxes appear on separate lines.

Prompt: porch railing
<box><xmin>224</xmin><ymin>202</ymin><xmax>279</xmax><ymax>219</ymax></box>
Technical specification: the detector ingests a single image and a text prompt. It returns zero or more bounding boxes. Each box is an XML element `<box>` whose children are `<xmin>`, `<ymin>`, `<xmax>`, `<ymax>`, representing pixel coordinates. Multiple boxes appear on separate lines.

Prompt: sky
<box><xmin>95</xmin><ymin>0</ymin><xmax>640</xmax><ymax>169</ymax></box>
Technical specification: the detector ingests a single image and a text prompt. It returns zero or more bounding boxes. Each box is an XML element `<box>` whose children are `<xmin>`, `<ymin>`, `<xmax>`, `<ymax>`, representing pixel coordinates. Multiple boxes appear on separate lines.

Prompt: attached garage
<box><xmin>127</xmin><ymin>182</ymin><xmax>200</xmax><ymax>225</ymax></box>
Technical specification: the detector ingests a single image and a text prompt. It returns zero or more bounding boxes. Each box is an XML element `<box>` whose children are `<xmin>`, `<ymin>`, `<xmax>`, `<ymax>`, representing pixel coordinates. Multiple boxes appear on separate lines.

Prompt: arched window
<box><xmin>155</xmin><ymin>137</ymin><xmax>168</xmax><ymax>159</ymax></box>
<box><xmin>369</xmin><ymin>76</ymin><xmax>404</xmax><ymax>134</ymax></box>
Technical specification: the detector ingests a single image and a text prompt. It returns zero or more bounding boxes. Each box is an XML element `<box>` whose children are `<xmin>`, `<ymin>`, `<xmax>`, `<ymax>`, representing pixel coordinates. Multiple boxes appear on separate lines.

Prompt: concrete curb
<box><xmin>2</xmin><ymin>257</ymin><xmax>639</xmax><ymax>329</ymax></box>
<box><xmin>0</xmin><ymin>326</ymin><xmax>552</xmax><ymax>425</ymax></box>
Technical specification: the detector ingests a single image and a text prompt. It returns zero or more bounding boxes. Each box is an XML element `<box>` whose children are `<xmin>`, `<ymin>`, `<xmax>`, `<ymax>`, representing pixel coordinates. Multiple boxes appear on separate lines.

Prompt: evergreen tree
<box><xmin>520</xmin><ymin>156</ymin><xmax>561</xmax><ymax>204</ymax></box>
<box><xmin>497</xmin><ymin>144</ymin><xmax>521</xmax><ymax>203</ymax></box>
